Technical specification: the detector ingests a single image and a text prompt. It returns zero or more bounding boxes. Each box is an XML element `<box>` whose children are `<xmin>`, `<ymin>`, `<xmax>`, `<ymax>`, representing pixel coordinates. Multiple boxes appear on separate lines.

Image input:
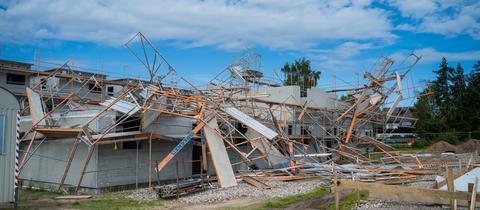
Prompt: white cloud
<box><xmin>418</xmin><ymin>3</ymin><xmax>480</xmax><ymax>39</ymax></box>
<box><xmin>307</xmin><ymin>42</ymin><xmax>376</xmax><ymax>60</ymax></box>
<box><xmin>389</xmin><ymin>0</ymin><xmax>438</xmax><ymax>19</ymax></box>
<box><xmin>303</xmin><ymin>41</ymin><xmax>381</xmax><ymax>72</ymax></box>
<box><xmin>0</xmin><ymin>0</ymin><xmax>394</xmax><ymax>50</ymax></box>
<box><xmin>390</xmin><ymin>0</ymin><xmax>480</xmax><ymax>39</ymax></box>
<box><xmin>392</xmin><ymin>47</ymin><xmax>480</xmax><ymax>64</ymax></box>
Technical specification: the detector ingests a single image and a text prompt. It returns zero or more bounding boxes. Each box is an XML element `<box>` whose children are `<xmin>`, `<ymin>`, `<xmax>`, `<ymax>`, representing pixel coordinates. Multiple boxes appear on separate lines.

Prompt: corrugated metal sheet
<box><xmin>223</xmin><ymin>107</ymin><xmax>278</xmax><ymax>140</ymax></box>
<box><xmin>139</xmin><ymin>85</ymin><xmax>159</xmax><ymax>99</ymax></box>
<box><xmin>0</xmin><ymin>88</ymin><xmax>20</xmax><ymax>203</ymax></box>
<box><xmin>440</xmin><ymin>167</ymin><xmax>480</xmax><ymax>192</ymax></box>
<box><xmin>100</xmin><ymin>97</ymin><xmax>140</xmax><ymax>116</ymax></box>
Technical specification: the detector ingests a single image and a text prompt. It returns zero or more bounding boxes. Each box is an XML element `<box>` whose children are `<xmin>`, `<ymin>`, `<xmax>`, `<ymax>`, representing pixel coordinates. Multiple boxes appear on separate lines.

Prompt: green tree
<box><xmin>432</xmin><ymin>58</ymin><xmax>453</xmax><ymax>119</ymax></box>
<box><xmin>411</xmin><ymin>85</ymin><xmax>439</xmax><ymax>139</ymax></box>
<box><xmin>413</xmin><ymin>58</ymin><xmax>480</xmax><ymax>143</ymax></box>
<box><xmin>466</xmin><ymin>61</ymin><xmax>480</xmax><ymax>132</ymax></box>
<box><xmin>281</xmin><ymin>58</ymin><xmax>321</xmax><ymax>97</ymax></box>
<box><xmin>449</xmin><ymin>63</ymin><xmax>467</xmax><ymax>130</ymax></box>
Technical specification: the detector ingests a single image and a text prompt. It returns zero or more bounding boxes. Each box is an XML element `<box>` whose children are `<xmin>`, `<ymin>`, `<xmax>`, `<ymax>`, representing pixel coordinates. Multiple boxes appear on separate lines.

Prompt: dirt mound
<box><xmin>457</xmin><ymin>139</ymin><xmax>480</xmax><ymax>153</ymax></box>
<box><xmin>426</xmin><ymin>141</ymin><xmax>457</xmax><ymax>153</ymax></box>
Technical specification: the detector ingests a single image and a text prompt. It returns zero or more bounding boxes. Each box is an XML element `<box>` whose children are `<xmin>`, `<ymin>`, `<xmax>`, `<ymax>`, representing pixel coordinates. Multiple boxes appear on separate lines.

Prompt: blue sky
<box><xmin>0</xmin><ymin>0</ymin><xmax>479</xmax><ymax>94</ymax></box>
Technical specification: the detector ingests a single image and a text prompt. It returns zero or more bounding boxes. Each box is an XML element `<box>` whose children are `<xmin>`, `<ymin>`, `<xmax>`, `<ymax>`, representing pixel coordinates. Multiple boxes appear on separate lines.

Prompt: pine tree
<box><xmin>466</xmin><ymin>61</ymin><xmax>480</xmax><ymax>132</ymax></box>
<box><xmin>450</xmin><ymin>63</ymin><xmax>467</xmax><ymax>131</ymax></box>
<box><xmin>412</xmin><ymin>85</ymin><xmax>439</xmax><ymax>139</ymax></box>
<box><xmin>431</xmin><ymin>57</ymin><xmax>453</xmax><ymax>131</ymax></box>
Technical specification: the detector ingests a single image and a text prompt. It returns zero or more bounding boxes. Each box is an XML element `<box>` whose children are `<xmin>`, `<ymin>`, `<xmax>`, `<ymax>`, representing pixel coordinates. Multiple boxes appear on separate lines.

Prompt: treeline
<box><xmin>413</xmin><ymin>58</ymin><xmax>480</xmax><ymax>145</ymax></box>
<box><xmin>281</xmin><ymin>58</ymin><xmax>321</xmax><ymax>97</ymax></box>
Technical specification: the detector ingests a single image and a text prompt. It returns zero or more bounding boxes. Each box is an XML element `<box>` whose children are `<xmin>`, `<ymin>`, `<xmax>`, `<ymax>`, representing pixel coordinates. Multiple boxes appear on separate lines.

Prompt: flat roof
<box><xmin>0</xmin><ymin>59</ymin><xmax>33</xmax><ymax>66</ymax></box>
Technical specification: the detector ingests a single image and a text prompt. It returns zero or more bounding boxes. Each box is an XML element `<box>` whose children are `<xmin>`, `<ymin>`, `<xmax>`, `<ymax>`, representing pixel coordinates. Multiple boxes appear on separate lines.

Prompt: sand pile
<box><xmin>457</xmin><ymin>139</ymin><xmax>480</xmax><ymax>153</ymax></box>
<box><xmin>426</xmin><ymin>141</ymin><xmax>457</xmax><ymax>153</ymax></box>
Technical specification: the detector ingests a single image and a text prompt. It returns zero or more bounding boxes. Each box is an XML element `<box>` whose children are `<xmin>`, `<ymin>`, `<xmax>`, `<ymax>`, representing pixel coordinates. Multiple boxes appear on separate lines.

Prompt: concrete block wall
<box><xmin>20</xmin><ymin>139</ymin><xmax>98</xmax><ymax>189</ymax></box>
<box><xmin>96</xmin><ymin>140</ymin><xmax>192</xmax><ymax>188</ymax></box>
<box><xmin>144</xmin><ymin>115</ymin><xmax>195</xmax><ymax>135</ymax></box>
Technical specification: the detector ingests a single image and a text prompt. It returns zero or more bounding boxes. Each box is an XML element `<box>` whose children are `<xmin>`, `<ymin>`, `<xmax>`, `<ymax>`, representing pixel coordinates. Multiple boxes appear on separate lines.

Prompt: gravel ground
<box><xmin>178</xmin><ymin>179</ymin><xmax>327</xmax><ymax>204</ymax></box>
<box><xmin>408</xmin><ymin>175</ymin><xmax>437</xmax><ymax>189</ymax></box>
<box><xmin>409</xmin><ymin>180</ymin><xmax>435</xmax><ymax>189</ymax></box>
<box><xmin>127</xmin><ymin>188</ymin><xmax>159</xmax><ymax>201</ymax></box>
<box><xmin>354</xmin><ymin>200</ymin><xmax>445</xmax><ymax>210</ymax></box>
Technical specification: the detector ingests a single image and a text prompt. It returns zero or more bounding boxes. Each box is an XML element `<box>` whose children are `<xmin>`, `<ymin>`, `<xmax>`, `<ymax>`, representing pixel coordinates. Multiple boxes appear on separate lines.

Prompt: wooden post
<box><xmin>135</xmin><ymin>141</ymin><xmax>139</xmax><ymax>189</ymax></box>
<box><xmin>155</xmin><ymin>160</ymin><xmax>161</xmax><ymax>186</ymax></box>
<box><xmin>18</xmin><ymin>131</ymin><xmax>37</xmax><ymax>174</ymax></box>
<box><xmin>148</xmin><ymin>134</ymin><xmax>152</xmax><ymax>188</ymax></box>
<box><xmin>468</xmin><ymin>183</ymin><xmax>474</xmax><ymax>208</ymax></box>
<box><xmin>201</xmin><ymin>132</ymin><xmax>207</xmax><ymax>172</ymax></box>
<box><xmin>334</xmin><ymin>171</ymin><xmax>339</xmax><ymax>210</ymax></box>
<box><xmin>75</xmin><ymin>145</ymin><xmax>96</xmax><ymax>193</ymax></box>
<box><xmin>345</xmin><ymin>115</ymin><xmax>357</xmax><ymax>143</ymax></box>
<box><xmin>446</xmin><ymin>166</ymin><xmax>457</xmax><ymax>210</ymax></box>
<box><xmin>58</xmin><ymin>139</ymin><xmax>80</xmax><ymax>190</ymax></box>
<box><xmin>289</xmin><ymin>142</ymin><xmax>295</xmax><ymax>169</ymax></box>
<box><xmin>176</xmin><ymin>159</ymin><xmax>180</xmax><ymax>199</ymax></box>
<box><xmin>470</xmin><ymin>178</ymin><xmax>478</xmax><ymax>210</ymax></box>
<box><xmin>200</xmin><ymin>155</ymin><xmax>205</xmax><ymax>189</ymax></box>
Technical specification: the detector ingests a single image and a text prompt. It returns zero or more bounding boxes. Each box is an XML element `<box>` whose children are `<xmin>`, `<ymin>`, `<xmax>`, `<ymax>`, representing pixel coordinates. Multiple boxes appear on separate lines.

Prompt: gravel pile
<box><xmin>127</xmin><ymin>188</ymin><xmax>159</xmax><ymax>201</ymax></box>
<box><xmin>354</xmin><ymin>200</ymin><xmax>443</xmax><ymax>210</ymax></box>
<box><xmin>178</xmin><ymin>179</ymin><xmax>326</xmax><ymax>204</ymax></box>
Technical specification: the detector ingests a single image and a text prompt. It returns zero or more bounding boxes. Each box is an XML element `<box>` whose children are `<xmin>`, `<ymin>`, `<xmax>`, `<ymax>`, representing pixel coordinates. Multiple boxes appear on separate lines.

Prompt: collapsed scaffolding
<box><xmin>17</xmin><ymin>32</ymin><xmax>436</xmax><ymax>196</ymax></box>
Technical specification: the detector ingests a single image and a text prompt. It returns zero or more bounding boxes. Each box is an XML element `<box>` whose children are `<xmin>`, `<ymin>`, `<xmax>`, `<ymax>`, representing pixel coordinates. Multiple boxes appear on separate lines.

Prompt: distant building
<box><xmin>376</xmin><ymin>107</ymin><xmax>416</xmax><ymax>145</ymax></box>
<box><xmin>0</xmin><ymin>59</ymin><xmax>34</xmax><ymax>96</ymax></box>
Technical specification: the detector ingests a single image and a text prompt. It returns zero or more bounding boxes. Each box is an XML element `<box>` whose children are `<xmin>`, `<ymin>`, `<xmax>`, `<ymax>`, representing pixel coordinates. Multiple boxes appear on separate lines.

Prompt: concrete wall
<box><xmin>19</xmin><ymin>109</ymin><xmax>117</xmax><ymax>134</ymax></box>
<box><xmin>21</xmin><ymin>139</ymin><xmax>98</xmax><ymax>189</ymax></box>
<box><xmin>20</xmin><ymin>138</ymin><xmax>195</xmax><ymax>190</ymax></box>
<box><xmin>259</xmin><ymin>86</ymin><xmax>337</xmax><ymax>110</ymax></box>
<box><xmin>145</xmin><ymin>115</ymin><xmax>195</xmax><ymax>135</ymax></box>
<box><xmin>0</xmin><ymin>70</ymin><xmax>30</xmax><ymax>95</ymax></box>
<box><xmin>0</xmin><ymin>87</ymin><xmax>20</xmax><ymax>203</ymax></box>
<box><xmin>52</xmin><ymin>109</ymin><xmax>116</xmax><ymax>133</ymax></box>
<box><xmin>96</xmin><ymin>140</ymin><xmax>192</xmax><ymax>188</ymax></box>
<box><xmin>30</xmin><ymin>76</ymin><xmax>104</xmax><ymax>100</ymax></box>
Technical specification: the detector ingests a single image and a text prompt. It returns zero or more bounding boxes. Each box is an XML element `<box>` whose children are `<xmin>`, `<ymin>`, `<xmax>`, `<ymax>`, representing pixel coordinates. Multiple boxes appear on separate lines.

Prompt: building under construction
<box><xmin>2</xmin><ymin>33</ymin><xmax>422</xmax><ymax>195</ymax></box>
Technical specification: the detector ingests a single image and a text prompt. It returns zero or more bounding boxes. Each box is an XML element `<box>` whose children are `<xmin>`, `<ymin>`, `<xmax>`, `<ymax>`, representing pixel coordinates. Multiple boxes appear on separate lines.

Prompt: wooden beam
<box><xmin>241</xmin><ymin>176</ymin><xmax>270</xmax><ymax>189</ymax></box>
<box><xmin>345</xmin><ymin>116</ymin><xmax>357</xmax><ymax>143</ymax></box>
<box><xmin>156</xmin><ymin>116</ymin><xmax>208</xmax><ymax>172</ymax></box>
<box><xmin>75</xmin><ymin>145</ymin><xmax>95</xmax><ymax>193</ymax></box>
<box><xmin>58</xmin><ymin>139</ymin><xmax>80</xmax><ymax>190</ymax></box>
<box><xmin>470</xmin><ymin>178</ymin><xmax>478</xmax><ymax>210</ymax></box>
<box><xmin>447</xmin><ymin>166</ymin><xmax>457</xmax><ymax>210</ymax></box>
<box><xmin>18</xmin><ymin>131</ymin><xmax>37</xmax><ymax>174</ymax></box>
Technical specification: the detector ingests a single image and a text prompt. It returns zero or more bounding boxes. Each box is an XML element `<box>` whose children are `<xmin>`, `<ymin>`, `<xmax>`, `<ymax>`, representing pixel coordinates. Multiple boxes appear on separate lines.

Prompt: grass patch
<box><xmin>256</xmin><ymin>187</ymin><xmax>328</xmax><ymax>210</ymax></box>
<box><xmin>327</xmin><ymin>190</ymin><xmax>368</xmax><ymax>210</ymax></box>
<box><xmin>225</xmin><ymin>187</ymin><xmax>329</xmax><ymax>210</ymax></box>
<box><xmin>25</xmin><ymin>186</ymin><xmax>64</xmax><ymax>195</ymax></box>
<box><xmin>392</xmin><ymin>144</ymin><xmax>427</xmax><ymax>152</ymax></box>
<box><xmin>8</xmin><ymin>188</ymin><xmax>164</xmax><ymax>210</ymax></box>
<box><xmin>72</xmin><ymin>199</ymin><xmax>163</xmax><ymax>210</ymax></box>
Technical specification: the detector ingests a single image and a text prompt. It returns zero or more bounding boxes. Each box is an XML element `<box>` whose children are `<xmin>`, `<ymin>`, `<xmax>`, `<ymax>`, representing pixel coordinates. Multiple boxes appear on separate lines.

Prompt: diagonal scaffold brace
<box><xmin>155</xmin><ymin>113</ymin><xmax>214</xmax><ymax>173</ymax></box>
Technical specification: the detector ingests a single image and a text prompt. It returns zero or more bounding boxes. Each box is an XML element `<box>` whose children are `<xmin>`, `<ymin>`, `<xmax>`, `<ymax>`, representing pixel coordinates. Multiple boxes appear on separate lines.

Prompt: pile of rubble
<box><xmin>354</xmin><ymin>200</ymin><xmax>443</xmax><ymax>210</ymax></box>
<box><xmin>127</xmin><ymin>188</ymin><xmax>159</xmax><ymax>201</ymax></box>
<box><xmin>178</xmin><ymin>179</ymin><xmax>327</xmax><ymax>204</ymax></box>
